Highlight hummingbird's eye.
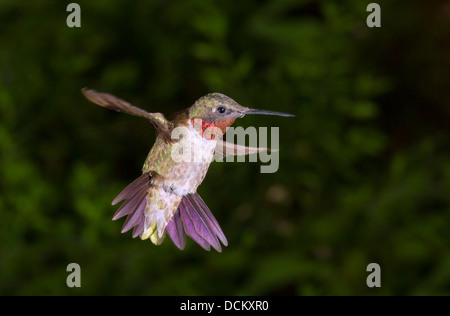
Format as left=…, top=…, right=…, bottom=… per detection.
left=217, top=106, right=227, bottom=114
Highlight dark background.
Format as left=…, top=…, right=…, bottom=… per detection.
left=0, top=0, right=449, bottom=295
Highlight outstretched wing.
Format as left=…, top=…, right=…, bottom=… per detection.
left=214, top=139, right=277, bottom=159
left=82, top=88, right=172, bottom=142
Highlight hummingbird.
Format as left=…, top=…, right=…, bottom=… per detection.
left=82, top=88, right=294, bottom=252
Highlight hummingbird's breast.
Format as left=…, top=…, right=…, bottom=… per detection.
left=143, top=120, right=217, bottom=196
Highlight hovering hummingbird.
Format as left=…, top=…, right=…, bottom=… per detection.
left=82, top=88, right=294, bottom=252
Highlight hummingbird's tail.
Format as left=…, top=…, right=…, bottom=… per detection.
left=111, top=173, right=228, bottom=252
left=166, top=193, right=228, bottom=252
left=111, top=173, right=151, bottom=238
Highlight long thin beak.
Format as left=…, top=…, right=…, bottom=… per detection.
left=244, top=108, right=295, bottom=117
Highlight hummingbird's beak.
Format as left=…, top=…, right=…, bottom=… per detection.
left=243, top=108, right=295, bottom=117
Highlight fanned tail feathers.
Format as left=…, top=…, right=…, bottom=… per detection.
left=112, top=174, right=227, bottom=252
left=166, top=194, right=228, bottom=252
left=111, top=173, right=151, bottom=238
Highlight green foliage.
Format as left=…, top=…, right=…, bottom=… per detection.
left=0, top=0, right=449, bottom=295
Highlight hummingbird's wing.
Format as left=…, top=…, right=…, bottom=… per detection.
left=82, top=88, right=173, bottom=142
left=214, top=139, right=277, bottom=159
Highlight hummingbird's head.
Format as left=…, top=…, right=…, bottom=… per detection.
left=188, top=93, right=295, bottom=139
left=189, top=93, right=247, bottom=123
left=189, top=93, right=295, bottom=123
